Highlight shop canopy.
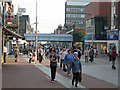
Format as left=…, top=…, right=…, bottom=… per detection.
left=3, top=27, right=23, bottom=39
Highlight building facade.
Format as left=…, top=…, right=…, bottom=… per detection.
left=65, top=1, right=86, bottom=32
left=19, top=15, right=30, bottom=36
left=85, top=2, right=111, bottom=54
left=107, top=1, right=120, bottom=55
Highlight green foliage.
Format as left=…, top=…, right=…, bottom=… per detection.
left=73, top=30, right=85, bottom=42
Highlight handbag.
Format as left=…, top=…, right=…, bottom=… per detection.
left=79, top=72, right=82, bottom=82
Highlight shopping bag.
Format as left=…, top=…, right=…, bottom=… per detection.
left=31, top=57, right=34, bottom=62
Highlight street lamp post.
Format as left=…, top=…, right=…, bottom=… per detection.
left=35, top=0, right=38, bottom=61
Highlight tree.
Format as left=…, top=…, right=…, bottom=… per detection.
left=73, top=31, right=84, bottom=42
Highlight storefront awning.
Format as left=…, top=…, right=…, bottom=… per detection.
left=3, top=27, right=23, bottom=39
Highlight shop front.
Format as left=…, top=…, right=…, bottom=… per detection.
left=85, top=40, right=107, bottom=55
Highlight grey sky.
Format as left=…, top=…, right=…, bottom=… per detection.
left=12, top=0, right=66, bottom=33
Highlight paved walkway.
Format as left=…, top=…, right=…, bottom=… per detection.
left=2, top=55, right=65, bottom=88
left=2, top=55, right=119, bottom=89
left=39, top=58, right=118, bottom=88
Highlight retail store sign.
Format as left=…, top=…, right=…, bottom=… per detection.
left=107, top=30, right=119, bottom=40
left=4, top=11, right=14, bottom=22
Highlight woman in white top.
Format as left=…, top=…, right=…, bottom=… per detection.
left=33, top=50, right=37, bottom=64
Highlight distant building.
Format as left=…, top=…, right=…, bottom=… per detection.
left=54, top=24, right=68, bottom=34
left=19, top=15, right=30, bottom=36
left=65, top=1, right=88, bottom=33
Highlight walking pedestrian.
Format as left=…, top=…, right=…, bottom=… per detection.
left=111, top=48, right=117, bottom=69
left=60, top=48, right=66, bottom=69
left=89, top=48, right=94, bottom=62
left=50, top=50, right=58, bottom=83
left=39, top=46, right=43, bottom=63
left=70, top=52, right=82, bottom=87
left=94, top=48, right=97, bottom=58
left=33, top=50, right=37, bottom=64
left=3, top=46, right=7, bottom=63
left=64, top=49, right=74, bottom=77
left=84, top=48, right=89, bottom=62
left=15, top=47, right=19, bottom=62
left=28, top=50, right=33, bottom=63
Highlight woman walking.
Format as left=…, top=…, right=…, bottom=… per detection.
left=64, top=50, right=74, bottom=77
left=50, top=50, right=58, bottom=83
left=70, top=52, right=82, bottom=87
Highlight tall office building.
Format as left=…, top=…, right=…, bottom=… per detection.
left=65, top=1, right=88, bottom=33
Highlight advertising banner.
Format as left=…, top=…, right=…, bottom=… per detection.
left=107, top=30, right=119, bottom=40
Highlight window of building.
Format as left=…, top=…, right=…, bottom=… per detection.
left=81, top=14, right=85, bottom=18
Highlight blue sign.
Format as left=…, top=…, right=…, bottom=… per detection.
left=81, top=38, right=85, bottom=41
left=107, top=31, right=118, bottom=40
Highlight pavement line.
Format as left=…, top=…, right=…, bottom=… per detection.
left=45, top=75, right=50, bottom=80
left=25, top=58, right=86, bottom=88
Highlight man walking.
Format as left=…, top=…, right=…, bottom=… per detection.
left=3, top=46, right=7, bottom=63
left=89, top=48, right=94, bottom=62
left=60, top=48, right=66, bottom=69
left=84, top=48, right=89, bottom=62
left=111, top=48, right=117, bottom=69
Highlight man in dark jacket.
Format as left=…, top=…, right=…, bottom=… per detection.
left=89, top=48, right=94, bottom=62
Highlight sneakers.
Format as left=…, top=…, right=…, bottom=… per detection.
left=75, top=84, right=78, bottom=87
left=112, top=66, right=116, bottom=69
left=51, top=81, right=54, bottom=83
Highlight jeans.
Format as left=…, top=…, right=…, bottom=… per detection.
left=60, top=59, right=65, bottom=69
left=85, top=56, right=88, bottom=62
left=66, top=63, right=71, bottom=75
left=112, top=60, right=115, bottom=67
left=90, top=55, right=94, bottom=62
left=29, top=58, right=31, bottom=63
left=72, top=72, right=79, bottom=86
left=95, top=53, right=97, bottom=58
left=50, top=65, right=57, bottom=81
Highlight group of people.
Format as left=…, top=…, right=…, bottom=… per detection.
left=27, top=46, right=118, bottom=87
left=28, top=46, right=44, bottom=64
left=49, top=48, right=82, bottom=87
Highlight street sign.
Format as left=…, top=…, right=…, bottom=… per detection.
left=18, top=8, right=26, bottom=13
left=4, top=11, right=14, bottom=22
